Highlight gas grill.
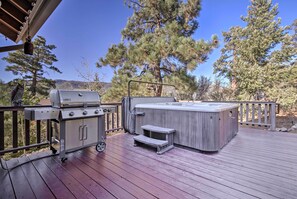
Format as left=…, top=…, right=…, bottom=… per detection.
left=25, top=89, right=114, bottom=162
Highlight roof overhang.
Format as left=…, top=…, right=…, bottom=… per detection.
left=0, top=0, right=61, bottom=43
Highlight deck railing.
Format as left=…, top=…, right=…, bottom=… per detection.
left=205, top=101, right=278, bottom=130
left=0, top=100, right=278, bottom=155
left=0, top=103, right=123, bottom=155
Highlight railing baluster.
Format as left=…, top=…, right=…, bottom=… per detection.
left=258, top=104, right=261, bottom=125
left=270, top=103, right=276, bottom=130
left=240, top=103, right=243, bottom=124
left=107, top=114, right=110, bottom=131
left=116, top=105, right=119, bottom=131
left=112, top=112, right=115, bottom=129
left=36, top=120, right=41, bottom=144
left=251, top=103, right=255, bottom=125
left=264, top=104, right=268, bottom=125
left=25, top=119, right=30, bottom=146
left=245, top=103, right=249, bottom=123
left=0, top=111, right=4, bottom=150
left=12, top=111, right=18, bottom=150
left=46, top=120, right=51, bottom=141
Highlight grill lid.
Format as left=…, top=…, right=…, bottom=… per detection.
left=50, top=89, right=100, bottom=108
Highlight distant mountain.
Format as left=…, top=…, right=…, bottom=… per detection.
left=55, top=79, right=111, bottom=90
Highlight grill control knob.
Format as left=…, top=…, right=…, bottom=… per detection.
left=82, top=111, right=88, bottom=115
left=94, top=110, right=99, bottom=114
left=69, top=112, right=74, bottom=116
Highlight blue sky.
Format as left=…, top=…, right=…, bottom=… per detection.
left=0, top=0, right=296, bottom=83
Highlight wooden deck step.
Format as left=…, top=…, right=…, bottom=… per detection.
left=134, top=135, right=168, bottom=147
left=141, top=125, right=175, bottom=134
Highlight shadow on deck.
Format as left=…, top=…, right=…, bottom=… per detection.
left=1, top=127, right=297, bottom=199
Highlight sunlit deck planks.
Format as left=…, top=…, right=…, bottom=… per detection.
left=1, top=127, right=297, bottom=199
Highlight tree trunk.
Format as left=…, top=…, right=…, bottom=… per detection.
left=231, top=76, right=237, bottom=91
left=31, top=71, right=37, bottom=96
left=154, top=66, right=163, bottom=96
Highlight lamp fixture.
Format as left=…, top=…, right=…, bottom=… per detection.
left=24, top=36, right=33, bottom=55
left=24, top=18, right=33, bottom=55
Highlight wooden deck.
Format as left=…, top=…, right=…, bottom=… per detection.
left=1, top=127, right=297, bottom=199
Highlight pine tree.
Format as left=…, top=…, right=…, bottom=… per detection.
left=98, top=0, right=218, bottom=96
left=214, top=0, right=296, bottom=101
left=0, top=80, right=10, bottom=105
left=102, top=66, right=157, bottom=102
left=164, top=70, right=198, bottom=100
left=196, top=75, right=211, bottom=100
left=3, top=36, right=61, bottom=97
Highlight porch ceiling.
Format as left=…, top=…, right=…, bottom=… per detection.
left=0, top=0, right=61, bottom=43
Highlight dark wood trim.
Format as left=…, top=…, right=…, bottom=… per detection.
left=46, top=120, right=51, bottom=141
left=10, top=0, right=32, bottom=14
left=112, top=113, right=115, bottom=129
left=0, top=111, right=4, bottom=150
left=0, top=142, right=49, bottom=155
left=36, top=120, right=41, bottom=144
left=0, top=9, right=22, bottom=32
left=106, top=114, right=110, bottom=130
left=0, top=44, right=24, bottom=53
left=0, top=0, right=26, bottom=23
left=0, top=21, right=18, bottom=41
left=25, top=119, right=30, bottom=146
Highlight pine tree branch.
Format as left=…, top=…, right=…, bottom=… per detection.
left=129, top=0, right=144, bottom=8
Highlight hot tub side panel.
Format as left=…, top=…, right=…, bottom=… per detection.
left=218, top=108, right=239, bottom=148
left=135, top=108, right=221, bottom=151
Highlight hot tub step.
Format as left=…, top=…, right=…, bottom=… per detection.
left=141, top=125, right=175, bottom=134
left=135, top=125, right=175, bottom=154
left=134, top=135, right=168, bottom=147
left=134, top=135, right=174, bottom=155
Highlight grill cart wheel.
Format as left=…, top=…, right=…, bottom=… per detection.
left=50, top=146, right=57, bottom=154
left=96, top=141, right=106, bottom=152
left=61, top=157, right=67, bottom=163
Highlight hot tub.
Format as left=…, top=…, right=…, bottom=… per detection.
left=135, top=102, right=239, bottom=152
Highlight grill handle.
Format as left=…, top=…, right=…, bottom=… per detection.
left=84, top=125, right=88, bottom=140
left=79, top=125, right=83, bottom=141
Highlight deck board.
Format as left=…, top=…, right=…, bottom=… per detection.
left=110, top=135, right=278, bottom=199
left=18, top=156, right=55, bottom=199
left=1, top=127, right=297, bottom=199
left=6, top=158, right=36, bottom=199
left=75, top=153, right=161, bottom=199
left=70, top=155, right=137, bottom=199
left=28, top=153, right=76, bottom=199
left=83, top=149, right=203, bottom=199
left=41, top=155, right=96, bottom=199
left=52, top=154, right=116, bottom=199
left=0, top=160, right=15, bottom=199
